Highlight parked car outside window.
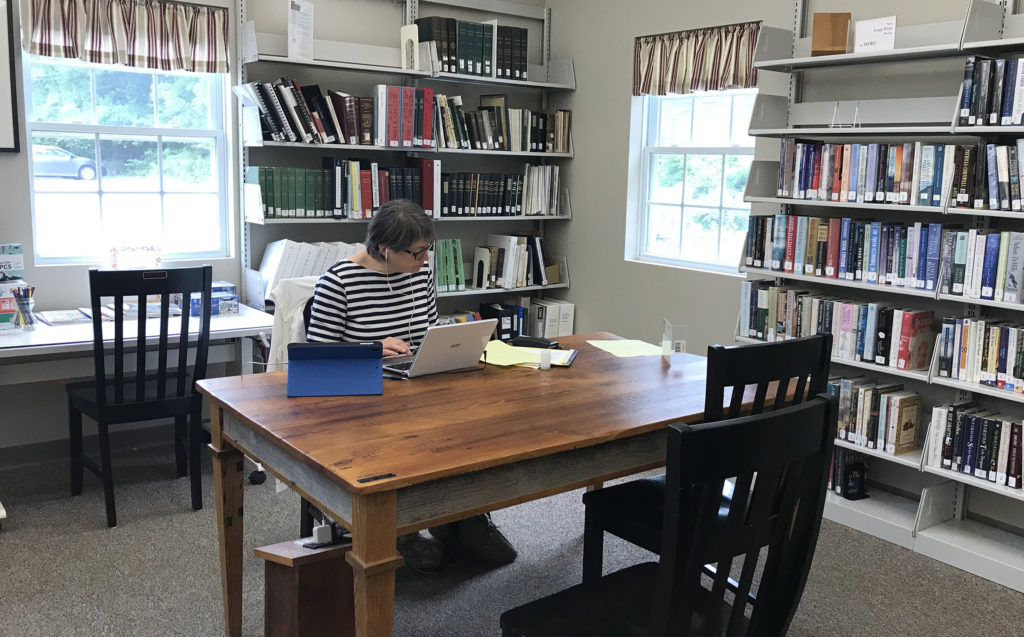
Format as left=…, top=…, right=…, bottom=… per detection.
left=32, top=144, right=101, bottom=180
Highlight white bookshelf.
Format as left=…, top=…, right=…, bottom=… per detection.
left=743, top=0, right=1024, bottom=590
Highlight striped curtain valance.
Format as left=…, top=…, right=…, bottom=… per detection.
left=633, top=21, right=760, bottom=96
left=21, top=0, right=230, bottom=73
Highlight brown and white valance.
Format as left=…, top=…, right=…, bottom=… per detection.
left=21, top=0, right=230, bottom=73
left=633, top=21, right=760, bottom=96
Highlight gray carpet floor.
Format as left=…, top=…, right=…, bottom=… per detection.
left=1, top=445, right=1022, bottom=637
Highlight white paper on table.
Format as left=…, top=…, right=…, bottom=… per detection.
left=287, top=0, right=314, bottom=61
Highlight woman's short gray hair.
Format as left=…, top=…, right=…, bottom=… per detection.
left=365, top=199, right=436, bottom=260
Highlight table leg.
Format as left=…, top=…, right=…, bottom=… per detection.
left=209, top=406, right=245, bottom=637
left=345, top=491, right=404, bottom=637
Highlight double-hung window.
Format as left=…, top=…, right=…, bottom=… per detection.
left=25, top=54, right=229, bottom=264
left=636, top=88, right=756, bottom=272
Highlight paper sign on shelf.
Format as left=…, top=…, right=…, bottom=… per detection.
left=287, top=0, right=314, bottom=61
left=854, top=16, right=896, bottom=53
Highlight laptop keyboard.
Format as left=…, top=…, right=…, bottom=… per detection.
left=386, top=360, right=414, bottom=371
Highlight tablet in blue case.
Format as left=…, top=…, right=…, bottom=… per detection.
left=287, top=342, right=383, bottom=397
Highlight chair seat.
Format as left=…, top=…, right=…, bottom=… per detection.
left=500, top=562, right=739, bottom=637
left=582, top=475, right=734, bottom=553
left=67, top=376, right=196, bottom=424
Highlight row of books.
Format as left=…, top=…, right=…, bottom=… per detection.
left=474, top=233, right=557, bottom=290
left=924, top=403, right=1024, bottom=489
left=414, top=17, right=528, bottom=80
left=959, top=56, right=1024, bottom=127
left=441, top=165, right=560, bottom=217
left=739, top=282, right=934, bottom=371
left=744, top=215, right=945, bottom=292
left=434, top=238, right=466, bottom=293
left=935, top=317, right=1024, bottom=391
left=245, top=78, right=571, bottom=154
left=948, top=141, right=1024, bottom=212
left=439, top=296, right=574, bottom=340
left=776, top=140, right=953, bottom=207
left=828, top=375, right=921, bottom=455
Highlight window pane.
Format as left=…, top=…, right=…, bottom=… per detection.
left=102, top=193, right=163, bottom=249
left=28, top=57, right=92, bottom=124
left=731, top=93, right=756, bottom=146
left=100, top=136, right=159, bottom=192
left=95, top=68, right=155, bottom=127
left=162, top=138, right=218, bottom=192
left=157, top=74, right=216, bottom=129
left=649, top=154, right=684, bottom=204
left=720, top=209, right=750, bottom=267
left=691, top=94, right=731, bottom=145
left=164, top=194, right=222, bottom=253
left=645, top=204, right=681, bottom=257
left=34, top=194, right=104, bottom=258
left=723, top=155, right=753, bottom=207
left=655, top=98, right=692, bottom=146
left=682, top=207, right=720, bottom=264
left=684, top=155, right=723, bottom=206
left=31, top=132, right=99, bottom=191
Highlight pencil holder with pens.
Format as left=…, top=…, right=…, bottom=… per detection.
left=11, top=286, right=36, bottom=329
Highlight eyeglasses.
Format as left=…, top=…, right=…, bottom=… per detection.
left=404, top=242, right=434, bottom=259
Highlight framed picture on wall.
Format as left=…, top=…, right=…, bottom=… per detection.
left=0, top=0, right=19, bottom=152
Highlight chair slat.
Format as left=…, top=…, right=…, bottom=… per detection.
left=135, top=295, right=146, bottom=403
left=726, top=384, right=745, bottom=418
left=177, top=296, right=191, bottom=397
left=751, top=381, right=768, bottom=414
left=114, top=294, right=124, bottom=404
left=771, top=376, right=788, bottom=412
left=158, top=294, right=170, bottom=399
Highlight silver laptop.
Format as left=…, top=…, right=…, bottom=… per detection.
left=383, top=319, right=498, bottom=378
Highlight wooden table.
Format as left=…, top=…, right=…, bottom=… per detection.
left=198, top=333, right=709, bottom=637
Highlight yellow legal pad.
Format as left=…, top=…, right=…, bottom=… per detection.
left=587, top=339, right=663, bottom=357
left=481, top=340, right=577, bottom=367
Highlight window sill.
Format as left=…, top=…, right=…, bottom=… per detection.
left=626, top=256, right=747, bottom=279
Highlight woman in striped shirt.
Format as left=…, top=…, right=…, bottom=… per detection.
left=306, top=199, right=518, bottom=573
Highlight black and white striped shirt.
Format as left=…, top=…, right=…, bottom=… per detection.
left=306, top=260, right=437, bottom=347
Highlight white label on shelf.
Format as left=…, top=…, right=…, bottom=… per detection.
left=854, top=16, right=896, bottom=53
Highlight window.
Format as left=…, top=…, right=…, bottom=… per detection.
left=25, top=54, right=229, bottom=264
left=635, top=89, right=755, bottom=272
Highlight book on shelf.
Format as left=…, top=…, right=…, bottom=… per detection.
left=959, top=56, right=1024, bottom=127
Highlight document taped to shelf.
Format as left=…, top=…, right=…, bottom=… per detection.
left=854, top=16, right=896, bottom=53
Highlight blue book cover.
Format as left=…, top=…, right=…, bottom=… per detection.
left=963, top=414, right=980, bottom=475
left=987, top=144, right=1000, bottom=210
left=848, top=144, right=860, bottom=202
left=919, top=145, right=934, bottom=206
left=925, top=223, right=943, bottom=291
left=916, top=225, right=930, bottom=289
left=960, top=56, right=975, bottom=124
left=838, top=217, right=851, bottom=279
left=855, top=303, right=868, bottom=360
left=1003, top=60, right=1018, bottom=125
left=981, top=232, right=1002, bottom=299
left=867, top=222, right=881, bottom=283
left=933, top=144, right=946, bottom=206
left=864, top=302, right=880, bottom=360
left=878, top=224, right=890, bottom=283
left=865, top=143, right=878, bottom=202
left=796, top=143, right=808, bottom=198
left=794, top=216, right=808, bottom=270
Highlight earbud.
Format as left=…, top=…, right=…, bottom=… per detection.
left=384, top=248, right=389, bottom=260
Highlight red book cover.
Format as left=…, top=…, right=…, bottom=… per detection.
left=897, top=309, right=935, bottom=370
left=784, top=215, right=797, bottom=273
left=400, top=87, right=415, bottom=147
left=421, top=88, right=435, bottom=148
left=360, top=169, right=374, bottom=218
left=825, top=218, right=842, bottom=278
left=386, top=86, right=402, bottom=147
left=831, top=143, right=843, bottom=201
left=378, top=170, right=390, bottom=207
left=417, top=158, right=438, bottom=217
left=811, top=143, right=822, bottom=198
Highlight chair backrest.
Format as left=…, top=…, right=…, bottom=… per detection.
left=704, top=334, right=832, bottom=422
left=88, top=266, right=212, bottom=415
left=649, top=395, right=836, bottom=637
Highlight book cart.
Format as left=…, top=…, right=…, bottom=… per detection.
left=740, top=0, right=1024, bottom=592
left=235, top=0, right=575, bottom=314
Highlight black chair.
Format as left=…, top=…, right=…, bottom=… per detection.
left=500, top=394, right=836, bottom=637
left=581, top=334, right=832, bottom=582
left=68, top=266, right=212, bottom=527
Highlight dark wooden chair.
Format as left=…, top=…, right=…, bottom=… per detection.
left=68, top=266, right=212, bottom=527
left=582, top=334, right=832, bottom=582
left=500, top=394, right=836, bottom=637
